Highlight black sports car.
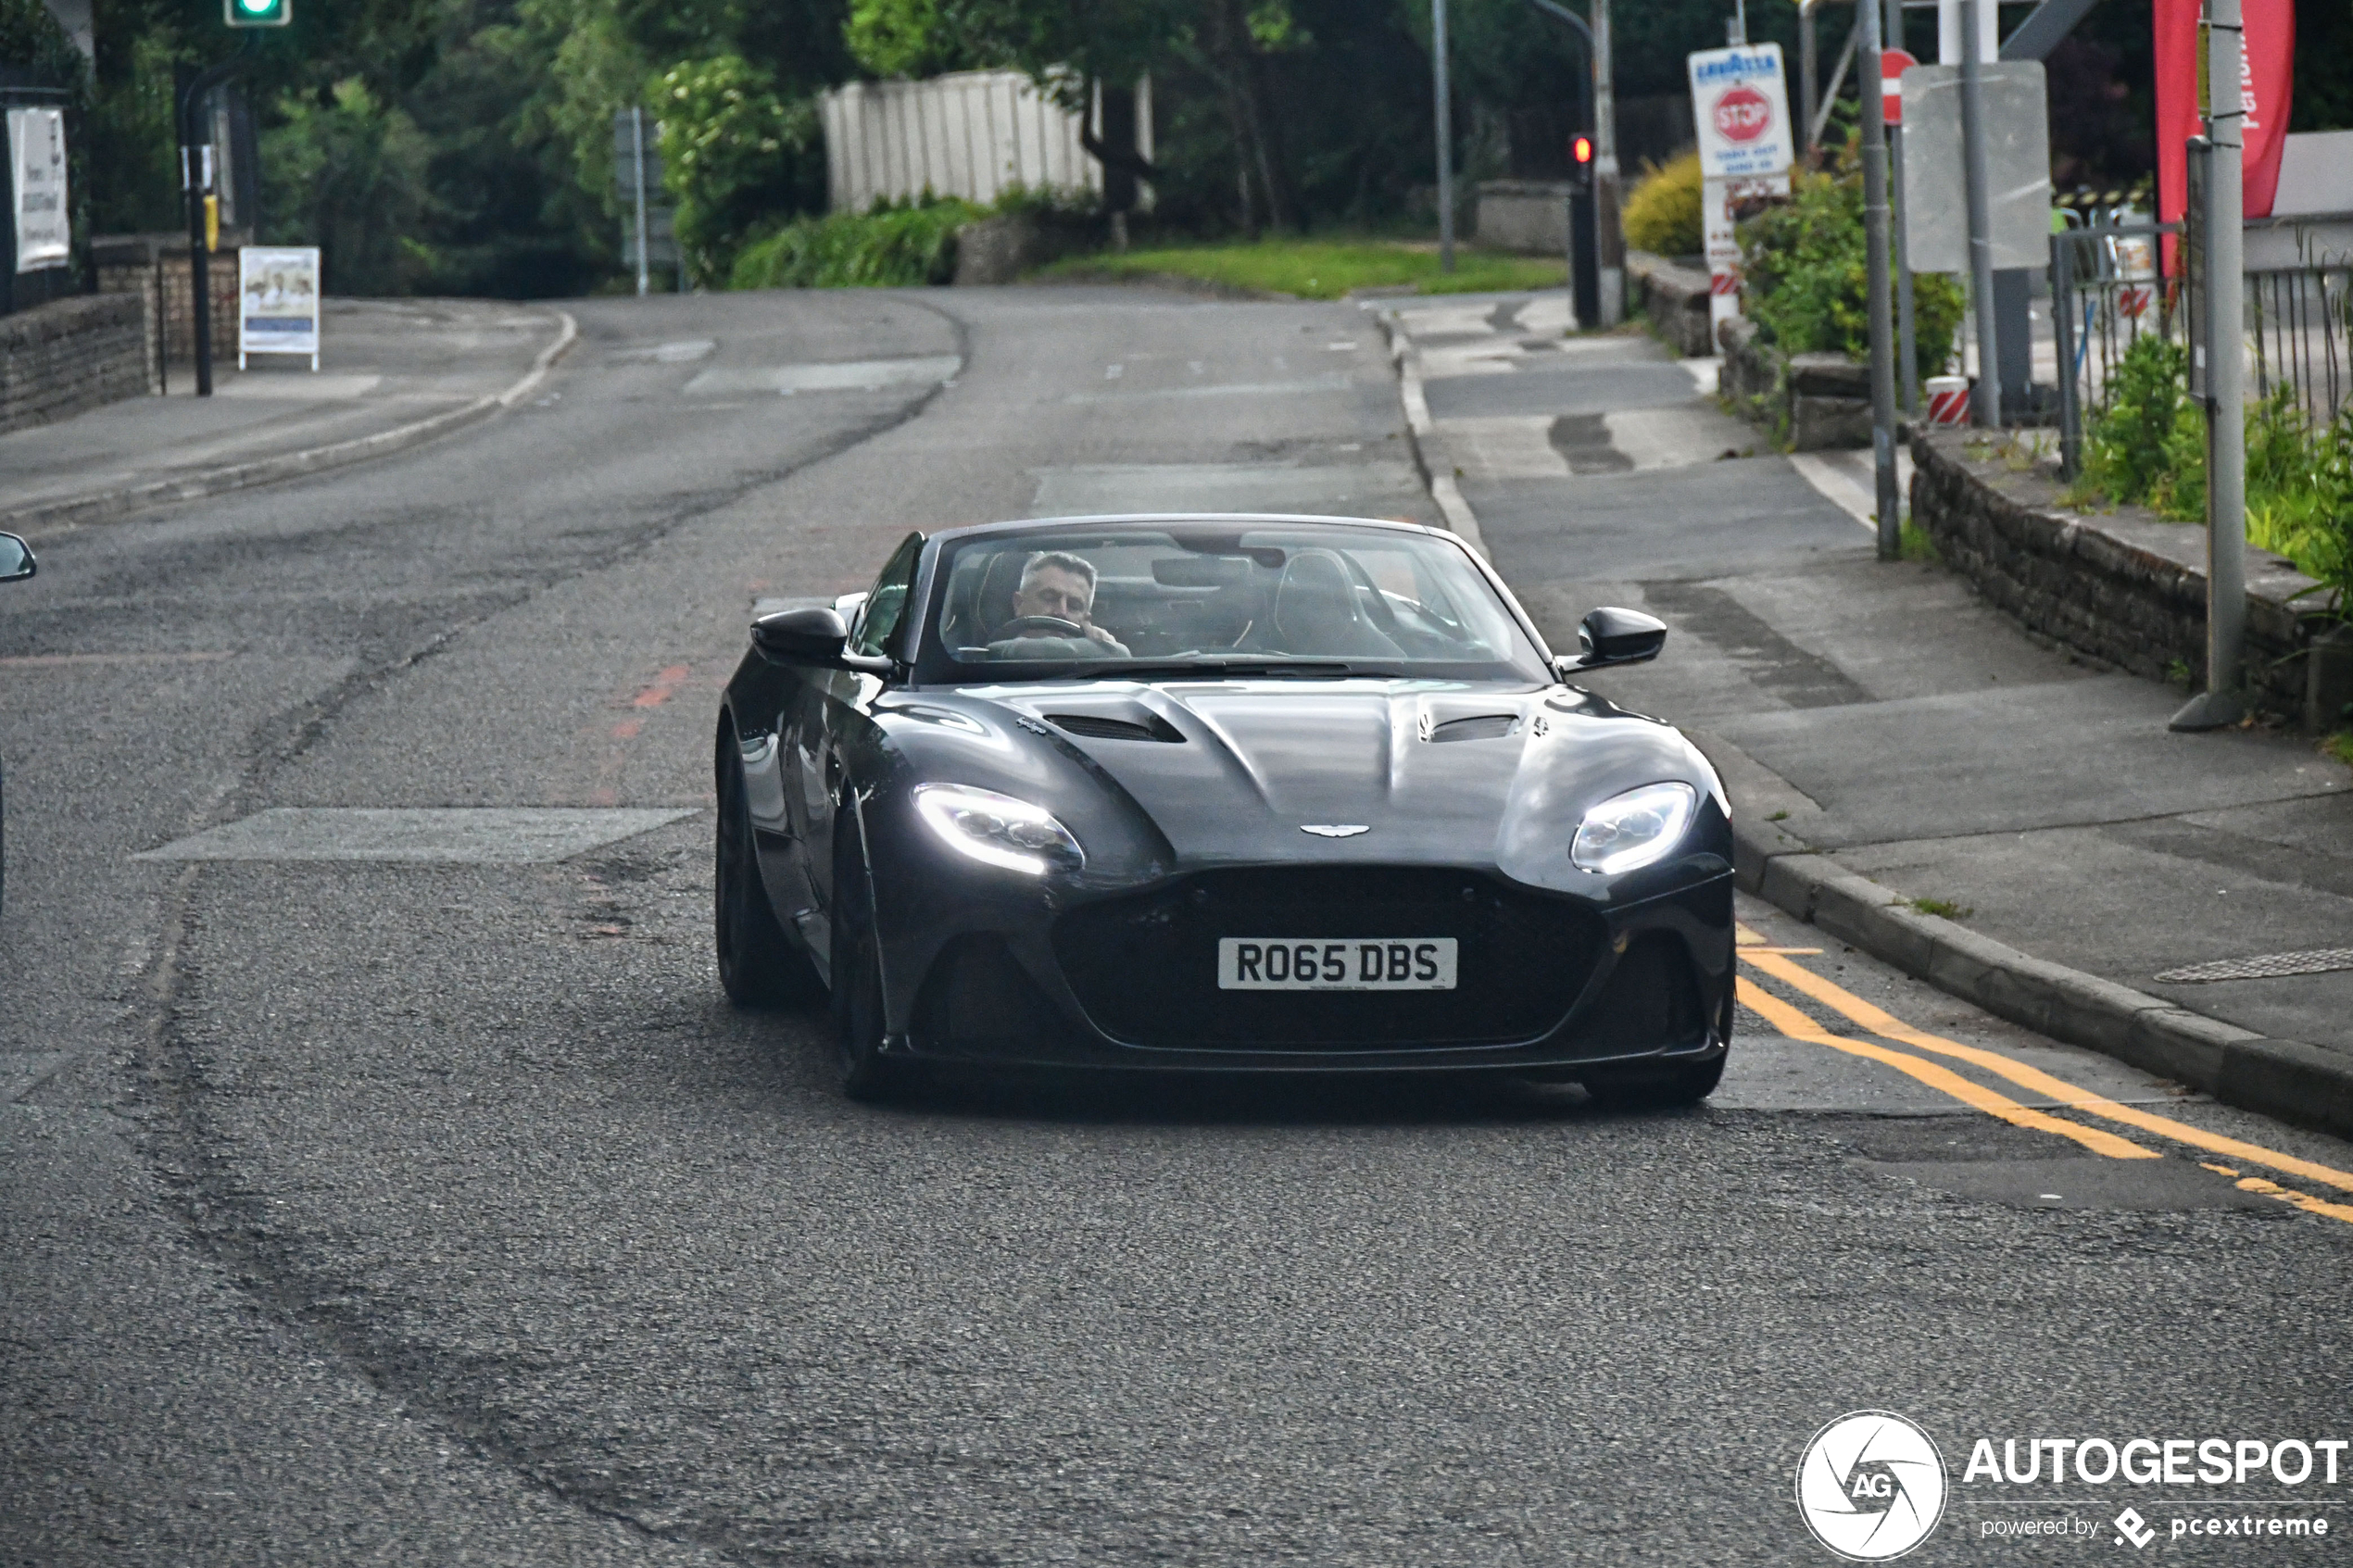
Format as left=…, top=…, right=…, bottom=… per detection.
left=715, top=514, right=1733, bottom=1102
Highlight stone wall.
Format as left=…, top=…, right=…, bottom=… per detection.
left=1715, top=317, right=1871, bottom=451
left=1625, top=249, right=1712, bottom=358
left=93, top=234, right=243, bottom=363
left=1909, top=428, right=2322, bottom=720
left=0, top=294, right=155, bottom=436
left=1473, top=181, right=1572, bottom=256
left=951, top=214, right=1093, bottom=286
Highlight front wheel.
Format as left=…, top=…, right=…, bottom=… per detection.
left=714, top=733, right=822, bottom=1009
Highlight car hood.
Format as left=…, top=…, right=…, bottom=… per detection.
left=881, top=679, right=1727, bottom=895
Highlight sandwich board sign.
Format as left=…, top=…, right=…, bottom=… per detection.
left=1688, top=44, right=1794, bottom=345
left=238, top=245, right=321, bottom=370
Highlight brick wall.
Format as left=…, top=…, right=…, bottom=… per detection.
left=94, top=235, right=244, bottom=364
left=0, top=294, right=156, bottom=436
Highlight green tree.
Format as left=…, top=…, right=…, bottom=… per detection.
left=260, top=77, right=433, bottom=294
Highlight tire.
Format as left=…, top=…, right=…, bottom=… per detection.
left=1581, top=1052, right=1727, bottom=1110
left=829, top=809, right=913, bottom=1104
left=714, top=731, right=822, bottom=1010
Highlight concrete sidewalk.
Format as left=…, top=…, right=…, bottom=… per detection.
left=1375, top=291, right=2353, bottom=1130
left=0, top=296, right=572, bottom=537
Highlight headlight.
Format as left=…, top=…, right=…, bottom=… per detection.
left=912, top=784, right=1085, bottom=875
left=1571, top=781, right=1696, bottom=874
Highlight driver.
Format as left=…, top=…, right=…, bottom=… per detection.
left=1003, top=550, right=1129, bottom=655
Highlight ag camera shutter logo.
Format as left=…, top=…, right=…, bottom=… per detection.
left=1795, top=1411, right=1948, bottom=1561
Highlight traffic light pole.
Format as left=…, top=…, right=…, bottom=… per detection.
left=1432, top=0, right=1454, bottom=273
left=178, top=44, right=249, bottom=397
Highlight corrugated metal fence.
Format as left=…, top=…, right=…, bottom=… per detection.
left=819, top=71, right=1150, bottom=214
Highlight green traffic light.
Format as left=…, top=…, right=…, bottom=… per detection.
left=223, top=0, right=288, bottom=26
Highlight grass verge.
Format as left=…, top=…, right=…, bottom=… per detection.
left=1909, top=897, right=1974, bottom=921
left=1037, top=238, right=1568, bottom=300
left=2325, top=731, right=2353, bottom=770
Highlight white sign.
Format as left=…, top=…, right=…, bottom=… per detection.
left=1702, top=172, right=1792, bottom=344
left=7, top=107, right=69, bottom=272
left=1688, top=44, right=1794, bottom=180
left=1898, top=64, right=2053, bottom=272
left=238, top=246, right=321, bottom=370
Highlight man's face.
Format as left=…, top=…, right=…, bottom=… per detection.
left=1013, top=566, right=1093, bottom=629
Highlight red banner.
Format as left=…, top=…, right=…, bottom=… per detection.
left=2157, top=0, right=2296, bottom=250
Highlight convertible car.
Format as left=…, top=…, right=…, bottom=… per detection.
left=714, top=514, right=1733, bottom=1103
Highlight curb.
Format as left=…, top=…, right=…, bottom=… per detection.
left=1365, top=305, right=1487, bottom=557
left=1730, top=815, right=2353, bottom=1141
left=6, top=308, right=579, bottom=540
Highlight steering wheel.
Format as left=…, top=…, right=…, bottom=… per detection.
left=997, top=615, right=1088, bottom=638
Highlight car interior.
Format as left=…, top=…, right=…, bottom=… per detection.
left=936, top=530, right=1518, bottom=664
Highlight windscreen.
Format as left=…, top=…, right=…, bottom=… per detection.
left=919, top=523, right=1549, bottom=681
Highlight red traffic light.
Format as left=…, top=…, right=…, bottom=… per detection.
left=1571, top=134, right=1593, bottom=165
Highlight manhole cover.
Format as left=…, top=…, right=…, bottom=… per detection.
left=2155, top=948, right=2353, bottom=984
left=135, top=808, right=697, bottom=864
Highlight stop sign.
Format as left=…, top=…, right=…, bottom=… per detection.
left=1713, top=83, right=1773, bottom=143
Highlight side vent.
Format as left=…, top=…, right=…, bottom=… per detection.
left=1428, top=713, right=1523, bottom=743
left=1046, top=713, right=1185, bottom=743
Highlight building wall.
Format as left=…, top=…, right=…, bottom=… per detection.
left=0, top=293, right=153, bottom=436
left=821, top=71, right=1141, bottom=214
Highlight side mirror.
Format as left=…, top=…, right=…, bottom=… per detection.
left=0, top=533, right=34, bottom=583
left=750, top=607, right=892, bottom=673
left=1558, top=606, right=1666, bottom=674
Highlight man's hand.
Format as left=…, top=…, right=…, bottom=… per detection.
left=1082, top=621, right=1118, bottom=646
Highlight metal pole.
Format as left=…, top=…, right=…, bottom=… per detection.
left=176, top=51, right=245, bottom=398
left=1958, top=0, right=2001, bottom=425
left=633, top=107, right=651, bottom=297
left=2172, top=0, right=2246, bottom=731
left=1861, top=0, right=1901, bottom=558
left=1800, top=0, right=1819, bottom=155
left=1433, top=0, right=1454, bottom=273
left=1592, top=0, right=1621, bottom=324
left=2053, top=233, right=2081, bottom=477
left=1888, top=0, right=1917, bottom=413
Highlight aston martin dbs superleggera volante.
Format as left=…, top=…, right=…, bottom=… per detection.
left=714, top=514, right=1733, bottom=1102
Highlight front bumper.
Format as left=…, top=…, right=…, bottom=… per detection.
left=869, top=854, right=1734, bottom=1075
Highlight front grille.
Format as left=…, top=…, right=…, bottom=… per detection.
left=1052, top=867, right=1604, bottom=1049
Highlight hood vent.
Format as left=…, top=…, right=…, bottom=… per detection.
left=1427, top=713, right=1523, bottom=744
left=1046, top=712, right=1185, bottom=744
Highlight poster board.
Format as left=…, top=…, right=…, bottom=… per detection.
left=238, top=246, right=321, bottom=369
left=7, top=107, right=70, bottom=272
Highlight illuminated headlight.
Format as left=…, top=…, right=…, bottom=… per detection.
left=912, top=784, right=1084, bottom=876
left=1571, top=781, right=1696, bottom=874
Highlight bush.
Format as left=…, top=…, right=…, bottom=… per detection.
left=1738, top=163, right=1967, bottom=384
left=261, top=79, right=434, bottom=295
left=1623, top=151, right=1703, bottom=258
left=728, top=196, right=976, bottom=289
left=2080, top=333, right=2194, bottom=511
left=650, top=56, right=821, bottom=285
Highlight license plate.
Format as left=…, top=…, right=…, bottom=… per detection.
left=1217, top=938, right=1457, bottom=991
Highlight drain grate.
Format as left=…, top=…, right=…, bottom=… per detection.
left=2156, top=948, right=2353, bottom=984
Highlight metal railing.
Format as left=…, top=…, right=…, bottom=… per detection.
left=2052, top=221, right=2181, bottom=479
left=2056, top=220, right=2353, bottom=479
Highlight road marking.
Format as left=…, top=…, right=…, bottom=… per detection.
left=1736, top=978, right=2161, bottom=1160
left=2233, top=1176, right=2353, bottom=1224
left=1742, top=947, right=2353, bottom=1198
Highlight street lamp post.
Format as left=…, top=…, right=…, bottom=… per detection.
left=1433, top=0, right=1454, bottom=273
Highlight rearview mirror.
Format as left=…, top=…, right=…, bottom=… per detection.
left=1559, top=606, right=1666, bottom=674
left=0, top=533, right=34, bottom=583
left=751, top=606, right=891, bottom=673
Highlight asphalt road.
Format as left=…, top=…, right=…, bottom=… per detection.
left=4, top=285, right=2350, bottom=1566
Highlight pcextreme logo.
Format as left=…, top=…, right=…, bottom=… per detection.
left=1795, top=1411, right=1950, bottom=1562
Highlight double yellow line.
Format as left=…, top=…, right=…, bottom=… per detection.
left=1733, top=927, right=2353, bottom=1223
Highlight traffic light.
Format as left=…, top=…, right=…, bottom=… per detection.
left=224, top=0, right=288, bottom=27
left=1565, top=131, right=1599, bottom=329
